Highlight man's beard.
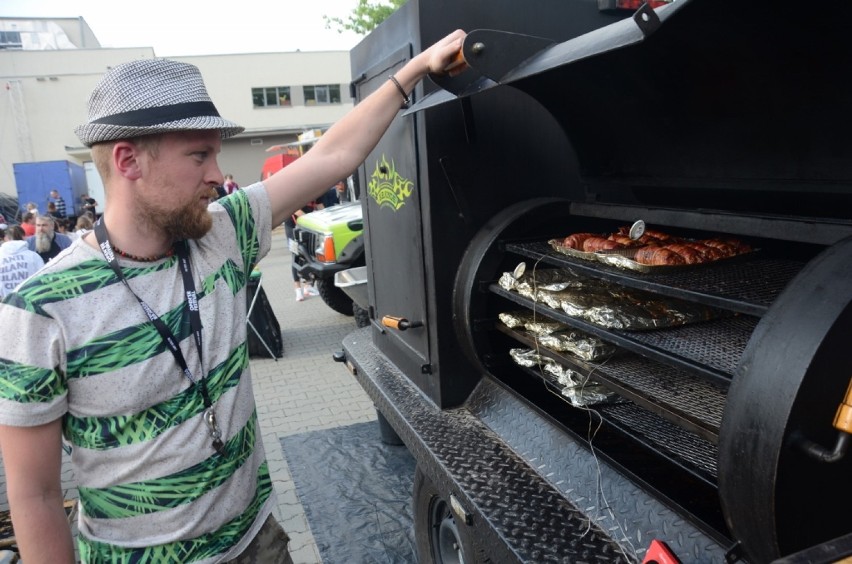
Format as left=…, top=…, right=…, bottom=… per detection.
left=35, top=232, right=52, bottom=253
left=137, top=194, right=213, bottom=242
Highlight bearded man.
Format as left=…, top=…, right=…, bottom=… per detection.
left=0, top=31, right=466, bottom=563
left=25, top=214, right=71, bottom=262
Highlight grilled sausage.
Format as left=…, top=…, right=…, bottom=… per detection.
left=561, top=232, right=598, bottom=250
left=706, top=238, right=752, bottom=255
left=683, top=242, right=725, bottom=261
left=608, top=234, right=641, bottom=247
left=644, top=229, right=677, bottom=242
left=665, top=243, right=703, bottom=264
left=634, top=246, right=686, bottom=266
left=583, top=237, right=621, bottom=252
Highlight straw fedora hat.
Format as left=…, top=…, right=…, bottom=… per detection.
left=75, top=58, right=244, bottom=147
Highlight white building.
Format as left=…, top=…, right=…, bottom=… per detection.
left=0, top=16, right=354, bottom=206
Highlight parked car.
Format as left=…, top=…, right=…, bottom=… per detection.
left=292, top=200, right=365, bottom=315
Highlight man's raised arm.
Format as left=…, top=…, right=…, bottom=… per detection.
left=263, top=29, right=467, bottom=227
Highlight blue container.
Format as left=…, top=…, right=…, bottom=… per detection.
left=13, top=160, right=87, bottom=217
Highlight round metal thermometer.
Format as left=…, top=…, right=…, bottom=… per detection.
left=629, top=219, right=646, bottom=240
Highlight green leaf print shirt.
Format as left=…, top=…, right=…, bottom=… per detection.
left=0, top=184, right=276, bottom=563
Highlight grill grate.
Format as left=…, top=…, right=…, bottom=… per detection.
left=490, top=284, right=751, bottom=384
left=507, top=241, right=803, bottom=317
left=600, top=402, right=719, bottom=479
left=600, top=354, right=726, bottom=436
left=515, top=363, right=719, bottom=481
left=624, top=316, right=756, bottom=377
left=498, top=323, right=726, bottom=443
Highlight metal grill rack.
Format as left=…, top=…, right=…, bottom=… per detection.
left=507, top=241, right=804, bottom=317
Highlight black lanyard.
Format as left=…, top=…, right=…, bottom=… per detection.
left=94, top=219, right=225, bottom=455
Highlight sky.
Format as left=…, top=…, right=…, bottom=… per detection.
left=1, top=0, right=366, bottom=55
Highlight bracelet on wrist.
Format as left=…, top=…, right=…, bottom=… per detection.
left=388, top=75, right=412, bottom=109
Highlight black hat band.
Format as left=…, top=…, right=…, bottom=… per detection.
left=89, top=101, right=221, bottom=127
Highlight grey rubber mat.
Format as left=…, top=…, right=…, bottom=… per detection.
left=280, top=421, right=416, bottom=564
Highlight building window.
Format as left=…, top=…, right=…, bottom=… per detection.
left=0, top=31, right=23, bottom=50
left=252, top=86, right=291, bottom=108
left=303, top=84, right=341, bottom=105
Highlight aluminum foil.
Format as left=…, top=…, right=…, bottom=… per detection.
left=499, top=311, right=618, bottom=361
left=500, top=267, right=724, bottom=331
left=509, top=348, right=615, bottom=407
left=536, top=330, right=618, bottom=361
left=498, top=311, right=558, bottom=332
left=499, top=266, right=586, bottom=301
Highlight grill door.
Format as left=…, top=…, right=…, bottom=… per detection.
left=356, top=45, right=433, bottom=382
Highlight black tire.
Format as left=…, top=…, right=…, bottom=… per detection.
left=353, top=302, right=370, bottom=328
left=316, top=278, right=354, bottom=316
left=413, top=467, right=491, bottom=564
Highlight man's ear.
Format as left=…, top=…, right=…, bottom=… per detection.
left=113, top=141, right=143, bottom=180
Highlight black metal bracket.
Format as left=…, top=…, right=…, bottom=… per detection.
left=724, top=541, right=747, bottom=563
left=632, top=3, right=662, bottom=36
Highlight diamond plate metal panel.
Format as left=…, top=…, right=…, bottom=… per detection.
left=343, top=329, right=731, bottom=563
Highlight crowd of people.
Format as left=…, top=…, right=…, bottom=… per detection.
left=0, top=197, right=100, bottom=295
left=0, top=29, right=466, bottom=563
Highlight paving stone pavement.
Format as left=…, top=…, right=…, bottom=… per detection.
left=0, top=226, right=378, bottom=563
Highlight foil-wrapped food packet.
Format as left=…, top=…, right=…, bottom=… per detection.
left=498, top=311, right=566, bottom=335
left=499, top=266, right=586, bottom=300
left=509, top=348, right=615, bottom=407
left=500, top=266, right=725, bottom=331
left=499, top=311, right=617, bottom=361
left=560, top=383, right=614, bottom=407
left=498, top=271, right=521, bottom=292
left=536, top=330, right=618, bottom=361
left=570, top=289, right=722, bottom=330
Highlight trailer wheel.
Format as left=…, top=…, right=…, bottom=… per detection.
left=353, top=302, right=370, bottom=328
left=414, top=467, right=490, bottom=564
left=316, top=278, right=354, bottom=316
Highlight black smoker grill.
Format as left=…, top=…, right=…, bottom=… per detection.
left=342, top=1, right=852, bottom=562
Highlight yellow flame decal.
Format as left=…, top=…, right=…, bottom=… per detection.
left=368, top=156, right=413, bottom=211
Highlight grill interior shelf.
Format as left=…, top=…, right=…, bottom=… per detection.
left=505, top=241, right=804, bottom=317
left=489, top=284, right=754, bottom=386
left=481, top=235, right=790, bottom=497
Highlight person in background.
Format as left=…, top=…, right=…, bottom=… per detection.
left=0, top=30, right=465, bottom=563
left=26, top=213, right=72, bottom=262
left=1, top=225, right=44, bottom=299
left=46, top=201, right=59, bottom=220
left=55, top=217, right=70, bottom=236
left=318, top=181, right=342, bottom=208
left=334, top=179, right=351, bottom=203
left=81, top=193, right=99, bottom=219
left=70, top=214, right=94, bottom=241
left=20, top=212, right=36, bottom=237
left=48, top=189, right=67, bottom=218
left=284, top=203, right=321, bottom=301
left=224, top=174, right=239, bottom=195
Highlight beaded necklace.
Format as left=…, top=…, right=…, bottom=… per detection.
left=110, top=243, right=175, bottom=262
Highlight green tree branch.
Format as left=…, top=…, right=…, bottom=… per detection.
left=324, top=0, right=407, bottom=35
